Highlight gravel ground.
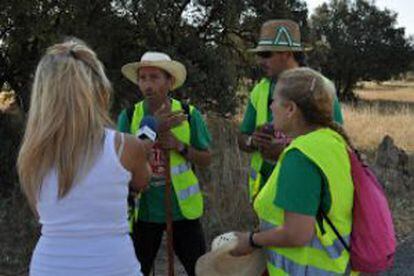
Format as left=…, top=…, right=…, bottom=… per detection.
left=384, top=234, right=414, bottom=276
left=150, top=233, right=414, bottom=276
left=0, top=226, right=412, bottom=276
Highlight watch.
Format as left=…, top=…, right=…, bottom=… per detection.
left=178, top=143, right=189, bottom=156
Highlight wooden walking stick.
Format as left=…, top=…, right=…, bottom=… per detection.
left=164, top=149, right=175, bottom=276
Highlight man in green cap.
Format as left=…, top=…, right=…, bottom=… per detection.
left=238, top=19, right=344, bottom=201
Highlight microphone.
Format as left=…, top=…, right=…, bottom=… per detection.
left=137, top=116, right=158, bottom=142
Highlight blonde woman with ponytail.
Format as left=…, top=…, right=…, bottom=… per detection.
left=232, top=68, right=354, bottom=275
left=18, top=39, right=150, bottom=276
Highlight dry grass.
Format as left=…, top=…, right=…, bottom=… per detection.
left=343, top=103, right=414, bottom=153
left=356, top=81, right=414, bottom=103
left=347, top=81, right=414, bottom=153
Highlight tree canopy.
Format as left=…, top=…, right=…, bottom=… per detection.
left=309, top=0, right=414, bottom=99
left=0, top=0, right=307, bottom=115
left=0, top=0, right=308, bottom=193
left=0, top=0, right=413, bottom=111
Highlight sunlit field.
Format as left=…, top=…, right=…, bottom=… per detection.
left=343, top=104, right=414, bottom=153
left=356, top=81, right=414, bottom=103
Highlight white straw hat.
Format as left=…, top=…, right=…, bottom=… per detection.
left=196, top=232, right=266, bottom=276
left=121, top=51, right=187, bottom=90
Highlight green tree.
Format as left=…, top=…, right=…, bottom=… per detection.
left=0, top=0, right=307, bottom=194
left=0, top=0, right=135, bottom=194
left=0, top=0, right=137, bottom=110
left=113, top=0, right=309, bottom=114
left=309, top=0, right=414, bottom=100
left=1, top=0, right=308, bottom=115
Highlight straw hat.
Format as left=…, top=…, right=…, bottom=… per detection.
left=249, top=19, right=311, bottom=52
left=195, top=232, right=266, bottom=276
left=121, top=51, right=187, bottom=90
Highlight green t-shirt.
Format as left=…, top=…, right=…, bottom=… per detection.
left=240, top=79, right=344, bottom=189
left=274, top=149, right=331, bottom=218
left=240, top=80, right=344, bottom=134
left=117, top=100, right=212, bottom=223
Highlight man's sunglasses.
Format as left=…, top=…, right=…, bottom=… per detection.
left=256, top=51, right=274, bottom=58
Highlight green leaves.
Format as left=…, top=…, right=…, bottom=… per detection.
left=309, top=0, right=414, bottom=100
left=0, top=0, right=308, bottom=115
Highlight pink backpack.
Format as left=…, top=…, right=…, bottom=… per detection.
left=323, top=149, right=396, bottom=273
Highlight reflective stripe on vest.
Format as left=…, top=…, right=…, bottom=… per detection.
left=129, top=99, right=203, bottom=220
left=171, top=162, right=191, bottom=175
left=178, top=183, right=200, bottom=201
left=266, top=250, right=340, bottom=276
left=250, top=168, right=258, bottom=181
left=310, top=235, right=350, bottom=259
left=260, top=219, right=350, bottom=260
left=254, top=128, right=354, bottom=275
left=248, top=78, right=271, bottom=201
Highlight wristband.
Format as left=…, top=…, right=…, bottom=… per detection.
left=249, top=231, right=262, bottom=249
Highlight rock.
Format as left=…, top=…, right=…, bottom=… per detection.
left=376, top=135, right=409, bottom=172
left=374, top=135, right=411, bottom=193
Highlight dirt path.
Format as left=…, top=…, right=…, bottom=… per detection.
left=0, top=232, right=413, bottom=275
left=152, top=235, right=187, bottom=275
left=151, top=235, right=414, bottom=276
left=150, top=233, right=414, bottom=276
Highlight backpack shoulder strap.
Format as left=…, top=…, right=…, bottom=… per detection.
left=180, top=101, right=192, bottom=126
left=126, top=106, right=135, bottom=125
left=321, top=210, right=351, bottom=252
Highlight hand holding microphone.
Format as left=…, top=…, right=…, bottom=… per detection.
left=121, top=116, right=157, bottom=193
left=137, top=115, right=159, bottom=163
left=137, top=115, right=158, bottom=142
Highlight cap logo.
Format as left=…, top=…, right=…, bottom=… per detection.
left=259, top=26, right=301, bottom=47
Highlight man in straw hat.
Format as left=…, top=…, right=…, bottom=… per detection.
left=238, top=19, right=344, bottom=202
left=117, top=51, right=212, bottom=276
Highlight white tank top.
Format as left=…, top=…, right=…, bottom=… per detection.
left=30, top=128, right=142, bottom=276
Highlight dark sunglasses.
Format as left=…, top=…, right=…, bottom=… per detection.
left=256, top=51, right=274, bottom=58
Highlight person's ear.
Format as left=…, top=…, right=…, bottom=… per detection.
left=285, top=100, right=298, bottom=119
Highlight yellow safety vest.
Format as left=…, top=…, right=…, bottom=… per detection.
left=129, top=99, right=204, bottom=226
left=248, top=78, right=272, bottom=201
left=254, top=128, right=354, bottom=275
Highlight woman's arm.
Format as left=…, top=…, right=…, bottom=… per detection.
left=254, top=211, right=316, bottom=247
left=117, top=133, right=152, bottom=191
left=232, top=211, right=316, bottom=256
